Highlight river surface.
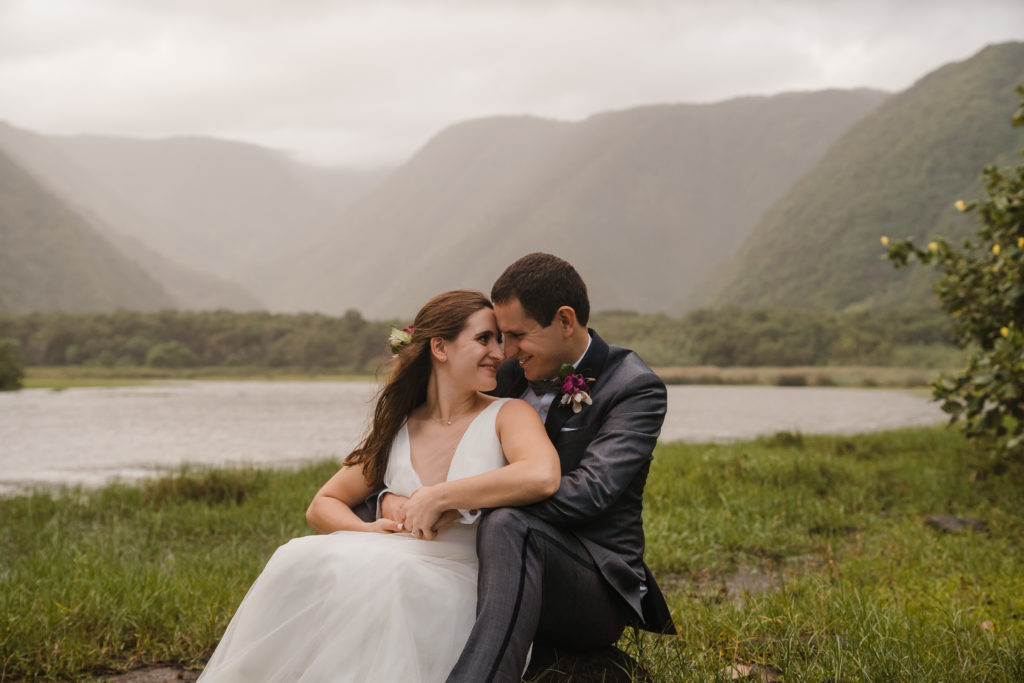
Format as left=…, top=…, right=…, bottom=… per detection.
left=0, top=381, right=944, bottom=494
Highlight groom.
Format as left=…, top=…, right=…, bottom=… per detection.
left=462, top=253, right=675, bottom=681
left=384, top=252, right=675, bottom=681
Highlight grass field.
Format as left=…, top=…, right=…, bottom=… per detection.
left=650, top=365, right=951, bottom=388
left=1, top=428, right=1021, bottom=681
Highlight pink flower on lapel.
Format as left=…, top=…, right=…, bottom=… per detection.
left=558, top=364, right=594, bottom=414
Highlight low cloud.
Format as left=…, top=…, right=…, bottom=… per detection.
left=0, top=0, right=1021, bottom=166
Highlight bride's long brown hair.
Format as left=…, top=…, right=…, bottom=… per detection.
left=343, top=289, right=494, bottom=489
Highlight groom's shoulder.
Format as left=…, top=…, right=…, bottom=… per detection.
left=600, top=342, right=665, bottom=393
left=492, top=359, right=524, bottom=397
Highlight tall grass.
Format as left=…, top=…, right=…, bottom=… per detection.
left=0, top=464, right=338, bottom=680
left=636, top=429, right=1024, bottom=681
left=1, top=429, right=1021, bottom=681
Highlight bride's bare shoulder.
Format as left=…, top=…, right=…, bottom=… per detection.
left=494, top=397, right=544, bottom=428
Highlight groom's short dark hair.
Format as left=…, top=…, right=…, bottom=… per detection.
left=492, top=252, right=590, bottom=327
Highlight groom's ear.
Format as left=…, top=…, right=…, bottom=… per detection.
left=553, top=306, right=578, bottom=339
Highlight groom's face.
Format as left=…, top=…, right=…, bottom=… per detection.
left=493, top=297, right=566, bottom=380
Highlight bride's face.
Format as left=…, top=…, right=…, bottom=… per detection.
left=440, top=308, right=504, bottom=391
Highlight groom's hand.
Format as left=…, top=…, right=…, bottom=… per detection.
left=403, top=484, right=448, bottom=540
left=433, top=509, right=462, bottom=531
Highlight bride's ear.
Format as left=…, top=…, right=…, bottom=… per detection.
left=430, top=338, right=448, bottom=363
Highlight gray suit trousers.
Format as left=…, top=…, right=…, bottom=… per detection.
left=446, top=507, right=629, bottom=683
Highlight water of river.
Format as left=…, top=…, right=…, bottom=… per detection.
left=0, top=381, right=944, bottom=494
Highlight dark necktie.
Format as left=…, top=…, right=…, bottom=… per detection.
left=528, top=378, right=561, bottom=396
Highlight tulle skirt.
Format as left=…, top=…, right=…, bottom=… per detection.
left=198, top=525, right=479, bottom=682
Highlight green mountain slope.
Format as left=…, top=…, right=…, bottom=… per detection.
left=272, top=89, right=887, bottom=316
left=709, top=42, right=1024, bottom=311
left=0, top=149, right=174, bottom=314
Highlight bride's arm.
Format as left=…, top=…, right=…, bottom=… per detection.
left=306, top=463, right=402, bottom=534
left=402, top=399, right=560, bottom=538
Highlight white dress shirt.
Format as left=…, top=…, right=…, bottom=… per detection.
left=520, top=334, right=593, bottom=423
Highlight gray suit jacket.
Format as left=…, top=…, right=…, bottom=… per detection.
left=493, top=330, right=675, bottom=634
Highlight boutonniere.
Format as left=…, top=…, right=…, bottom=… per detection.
left=558, top=363, right=594, bottom=414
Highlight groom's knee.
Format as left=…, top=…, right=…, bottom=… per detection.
left=478, top=507, right=532, bottom=549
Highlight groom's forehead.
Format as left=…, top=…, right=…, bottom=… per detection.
left=494, top=299, right=542, bottom=331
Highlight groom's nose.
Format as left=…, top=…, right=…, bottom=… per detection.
left=502, top=337, right=518, bottom=359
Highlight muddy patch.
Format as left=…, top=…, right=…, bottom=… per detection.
left=93, top=666, right=199, bottom=683
left=663, top=554, right=825, bottom=603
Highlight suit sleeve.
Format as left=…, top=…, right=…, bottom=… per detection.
left=519, top=371, right=666, bottom=526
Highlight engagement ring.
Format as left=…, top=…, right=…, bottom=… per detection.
left=411, top=529, right=422, bottom=537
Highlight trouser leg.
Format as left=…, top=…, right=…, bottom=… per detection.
left=446, top=508, right=629, bottom=683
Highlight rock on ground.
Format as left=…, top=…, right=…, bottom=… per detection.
left=924, top=514, right=989, bottom=533
left=524, top=644, right=651, bottom=682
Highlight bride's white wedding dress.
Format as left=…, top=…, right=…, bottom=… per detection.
left=197, top=398, right=511, bottom=682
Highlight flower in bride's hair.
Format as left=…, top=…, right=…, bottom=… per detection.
left=388, top=325, right=414, bottom=355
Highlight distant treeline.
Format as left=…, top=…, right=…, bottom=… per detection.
left=589, top=307, right=958, bottom=368
left=0, top=310, right=391, bottom=371
left=0, top=307, right=959, bottom=371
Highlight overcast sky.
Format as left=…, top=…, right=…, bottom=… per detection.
left=1, top=0, right=1022, bottom=168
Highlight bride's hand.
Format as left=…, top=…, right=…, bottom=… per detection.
left=381, top=493, right=410, bottom=528
left=364, top=518, right=401, bottom=534
left=403, top=484, right=449, bottom=540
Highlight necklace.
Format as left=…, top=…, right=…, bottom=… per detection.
left=431, top=411, right=464, bottom=426
left=429, top=400, right=479, bottom=426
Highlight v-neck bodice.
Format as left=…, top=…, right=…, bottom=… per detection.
left=384, top=398, right=510, bottom=497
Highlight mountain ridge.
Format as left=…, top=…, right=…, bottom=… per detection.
left=0, top=147, right=174, bottom=314
left=270, top=88, right=888, bottom=316
left=708, top=41, right=1024, bottom=311
left=0, top=123, right=394, bottom=311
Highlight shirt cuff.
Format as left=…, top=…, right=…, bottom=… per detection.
left=458, top=508, right=481, bottom=524
left=374, top=489, right=391, bottom=521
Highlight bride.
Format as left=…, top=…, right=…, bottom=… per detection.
left=197, top=289, right=560, bottom=682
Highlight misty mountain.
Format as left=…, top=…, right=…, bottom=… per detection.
left=708, top=42, right=1024, bottom=311
left=0, top=126, right=390, bottom=308
left=45, top=135, right=389, bottom=301
left=0, top=148, right=174, bottom=314
left=289, top=164, right=394, bottom=212
left=269, top=89, right=888, bottom=316
left=0, top=123, right=263, bottom=310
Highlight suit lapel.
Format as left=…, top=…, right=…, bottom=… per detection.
left=494, top=359, right=528, bottom=399
left=544, top=330, right=610, bottom=441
